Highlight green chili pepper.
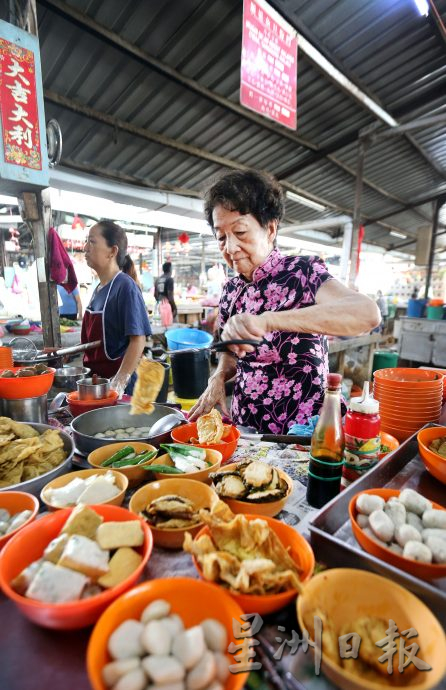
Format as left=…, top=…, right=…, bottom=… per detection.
left=142, top=464, right=185, bottom=474
left=101, top=445, right=135, bottom=467
left=160, top=443, right=206, bottom=460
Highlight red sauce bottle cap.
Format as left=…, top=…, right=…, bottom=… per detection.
left=327, top=373, right=342, bottom=389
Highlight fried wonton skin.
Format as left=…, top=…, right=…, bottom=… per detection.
left=197, top=409, right=224, bottom=443
left=130, top=358, right=165, bottom=416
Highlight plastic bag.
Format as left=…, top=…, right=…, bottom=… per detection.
left=159, top=297, right=173, bottom=327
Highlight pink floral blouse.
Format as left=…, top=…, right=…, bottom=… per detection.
left=218, top=249, right=333, bottom=434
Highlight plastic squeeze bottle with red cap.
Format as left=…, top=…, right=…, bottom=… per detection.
left=342, top=382, right=380, bottom=488
left=306, top=373, right=345, bottom=508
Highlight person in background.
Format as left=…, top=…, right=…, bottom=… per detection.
left=122, top=255, right=141, bottom=288
left=376, top=290, right=388, bottom=332
left=189, top=169, right=380, bottom=433
left=82, top=221, right=151, bottom=396
left=155, top=261, right=177, bottom=318
left=57, top=284, right=83, bottom=321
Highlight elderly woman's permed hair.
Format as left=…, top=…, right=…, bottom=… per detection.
left=203, top=169, right=285, bottom=231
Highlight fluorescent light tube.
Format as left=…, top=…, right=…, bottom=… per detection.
left=286, top=191, right=326, bottom=212
left=414, top=0, right=429, bottom=16
left=390, top=231, right=407, bottom=239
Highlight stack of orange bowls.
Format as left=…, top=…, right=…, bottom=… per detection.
left=0, top=347, right=13, bottom=369
left=373, top=368, right=444, bottom=442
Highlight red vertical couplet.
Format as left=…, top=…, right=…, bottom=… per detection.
left=0, top=37, right=42, bottom=170
left=240, top=0, right=298, bottom=130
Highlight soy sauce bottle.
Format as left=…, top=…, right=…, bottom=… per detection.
left=306, top=373, right=345, bottom=508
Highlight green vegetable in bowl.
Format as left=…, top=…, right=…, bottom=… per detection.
left=101, top=446, right=135, bottom=467
left=142, top=464, right=185, bottom=474
left=380, top=444, right=391, bottom=454
left=160, top=443, right=211, bottom=473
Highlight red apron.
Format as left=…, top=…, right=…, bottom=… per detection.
left=81, top=280, right=123, bottom=379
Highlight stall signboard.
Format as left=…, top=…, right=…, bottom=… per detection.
left=240, top=0, right=298, bottom=130
left=0, top=20, right=49, bottom=193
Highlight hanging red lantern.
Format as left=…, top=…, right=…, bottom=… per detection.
left=72, top=214, right=85, bottom=230
left=178, top=232, right=189, bottom=245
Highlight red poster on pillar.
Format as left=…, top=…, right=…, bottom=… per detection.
left=241, top=0, right=298, bottom=130
left=0, top=37, right=42, bottom=170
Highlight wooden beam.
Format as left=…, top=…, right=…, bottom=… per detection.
left=17, top=189, right=61, bottom=348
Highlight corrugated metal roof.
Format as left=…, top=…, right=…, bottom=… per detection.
left=2, top=0, right=445, bottom=254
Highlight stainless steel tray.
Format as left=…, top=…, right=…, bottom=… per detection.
left=308, top=425, right=446, bottom=625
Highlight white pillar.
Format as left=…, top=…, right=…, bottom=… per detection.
left=340, top=221, right=353, bottom=285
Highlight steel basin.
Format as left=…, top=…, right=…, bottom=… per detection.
left=0, top=422, right=74, bottom=496
left=53, top=366, right=91, bottom=391
left=70, top=403, right=186, bottom=456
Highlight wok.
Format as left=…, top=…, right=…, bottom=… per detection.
left=71, top=403, right=186, bottom=456
left=0, top=422, right=74, bottom=496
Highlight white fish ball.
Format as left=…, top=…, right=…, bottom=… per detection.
left=108, top=620, right=144, bottom=660
left=369, top=510, right=394, bottom=543
left=395, top=524, right=422, bottom=548
left=356, top=494, right=385, bottom=515
left=425, top=536, right=446, bottom=564
left=200, top=619, right=227, bottom=653
left=356, top=514, right=369, bottom=529
left=142, top=655, right=185, bottom=685
left=422, top=509, right=446, bottom=530
left=113, top=668, right=147, bottom=690
left=172, top=626, right=206, bottom=671
left=384, top=498, right=406, bottom=528
left=403, top=541, right=432, bottom=563
left=141, top=619, right=172, bottom=656
left=399, top=489, right=431, bottom=515
left=102, top=658, right=141, bottom=687
left=186, top=651, right=216, bottom=690
left=406, top=512, right=423, bottom=533
left=140, top=599, right=171, bottom=623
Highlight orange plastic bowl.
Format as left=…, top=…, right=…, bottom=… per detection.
left=192, top=514, right=314, bottom=615
left=374, top=368, right=443, bottom=388
left=40, top=468, right=128, bottom=511
left=211, top=462, right=294, bottom=518
left=87, top=577, right=249, bottom=690
left=0, top=504, right=153, bottom=629
left=0, top=367, right=55, bottom=399
left=88, top=442, right=158, bottom=488
left=171, top=422, right=240, bottom=463
left=148, top=448, right=222, bottom=484
left=0, top=491, right=39, bottom=550
left=67, top=390, right=118, bottom=417
left=378, top=432, right=399, bottom=460
left=417, top=426, right=446, bottom=485
left=419, top=367, right=446, bottom=401
left=349, top=488, right=446, bottom=580
left=297, top=568, right=446, bottom=690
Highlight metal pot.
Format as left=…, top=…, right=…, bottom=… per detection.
left=70, top=403, right=185, bottom=456
left=77, top=377, right=110, bottom=400
left=0, top=394, right=48, bottom=423
left=53, top=366, right=91, bottom=391
left=0, top=422, right=74, bottom=496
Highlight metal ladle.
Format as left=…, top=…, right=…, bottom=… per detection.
left=148, top=413, right=187, bottom=437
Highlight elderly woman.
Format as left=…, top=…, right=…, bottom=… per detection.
left=189, top=170, right=380, bottom=434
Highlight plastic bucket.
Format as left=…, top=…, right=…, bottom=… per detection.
left=171, top=349, right=210, bottom=398
left=372, top=350, right=398, bottom=375
left=166, top=328, right=213, bottom=351
left=154, top=362, right=170, bottom=403
left=407, top=298, right=427, bottom=318
left=426, top=305, right=444, bottom=320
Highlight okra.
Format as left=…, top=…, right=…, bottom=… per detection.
left=101, top=445, right=135, bottom=466
left=110, top=450, right=158, bottom=468
left=142, top=464, right=185, bottom=474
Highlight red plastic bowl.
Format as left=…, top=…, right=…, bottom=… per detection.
left=0, top=367, right=55, bottom=399
left=0, top=504, right=153, bottom=629
left=171, top=421, right=240, bottom=463
left=67, top=390, right=118, bottom=417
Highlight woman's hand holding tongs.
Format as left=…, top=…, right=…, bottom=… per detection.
left=221, top=313, right=269, bottom=357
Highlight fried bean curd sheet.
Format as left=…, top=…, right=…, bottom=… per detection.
left=0, top=421, right=67, bottom=487
left=303, top=611, right=416, bottom=686
left=197, top=408, right=224, bottom=444
left=130, top=358, right=165, bottom=416
left=183, top=500, right=302, bottom=595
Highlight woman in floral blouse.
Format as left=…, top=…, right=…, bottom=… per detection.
left=189, top=170, right=380, bottom=434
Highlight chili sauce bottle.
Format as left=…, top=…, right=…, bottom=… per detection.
left=306, top=373, right=344, bottom=508
left=342, top=382, right=380, bottom=488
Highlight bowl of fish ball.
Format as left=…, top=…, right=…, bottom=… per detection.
left=88, top=442, right=158, bottom=488
left=186, top=504, right=315, bottom=615
left=0, top=365, right=55, bottom=399
left=349, top=488, right=446, bottom=580
left=210, top=460, right=293, bottom=517
left=40, top=468, right=128, bottom=511
left=296, top=568, right=446, bottom=690
left=148, top=445, right=223, bottom=484
left=0, top=504, right=153, bottom=629
left=87, top=577, right=249, bottom=690
left=0, top=491, right=39, bottom=549
left=129, top=478, right=219, bottom=549
left=417, top=426, right=446, bottom=485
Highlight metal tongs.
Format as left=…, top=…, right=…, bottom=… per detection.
left=159, top=338, right=262, bottom=356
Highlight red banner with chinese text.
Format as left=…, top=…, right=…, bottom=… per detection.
left=0, top=37, right=42, bottom=170
left=241, top=0, right=298, bottom=130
